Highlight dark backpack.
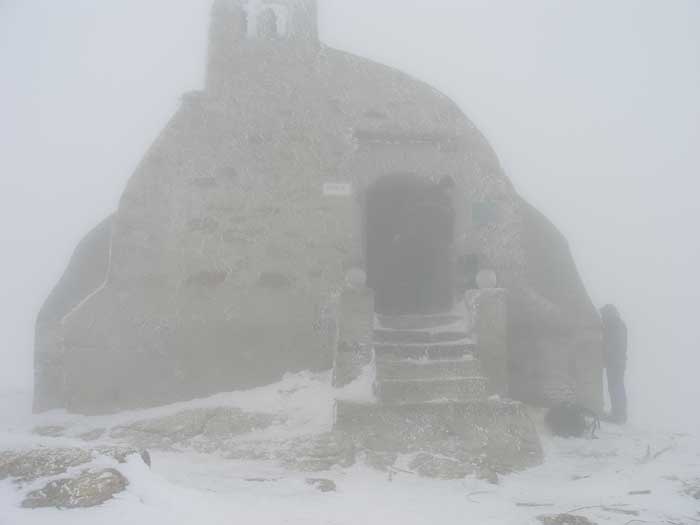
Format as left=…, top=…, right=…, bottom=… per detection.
left=545, top=403, right=600, bottom=438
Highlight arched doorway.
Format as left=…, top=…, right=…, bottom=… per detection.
left=365, top=174, right=456, bottom=316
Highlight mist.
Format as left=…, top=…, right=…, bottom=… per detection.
left=2, top=1, right=700, bottom=522
left=2, top=0, right=698, bottom=430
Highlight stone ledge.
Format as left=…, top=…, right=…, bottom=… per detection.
left=335, top=399, right=542, bottom=473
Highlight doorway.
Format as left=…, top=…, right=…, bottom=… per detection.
left=364, top=174, right=456, bottom=316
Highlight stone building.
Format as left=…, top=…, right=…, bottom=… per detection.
left=35, top=0, right=603, bottom=415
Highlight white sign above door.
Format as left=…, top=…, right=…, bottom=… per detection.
left=323, top=182, right=353, bottom=197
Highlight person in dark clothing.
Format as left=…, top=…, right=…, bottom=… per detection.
left=600, top=304, right=628, bottom=423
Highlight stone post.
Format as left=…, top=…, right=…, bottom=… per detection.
left=332, top=271, right=374, bottom=388
left=466, top=288, right=508, bottom=398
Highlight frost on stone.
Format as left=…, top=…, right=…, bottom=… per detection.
left=21, top=468, right=128, bottom=509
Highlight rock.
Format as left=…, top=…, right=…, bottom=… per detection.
left=279, top=432, right=355, bottom=472
left=682, top=479, right=700, bottom=500
left=306, top=478, right=337, bottom=493
left=476, top=466, right=499, bottom=485
left=221, top=442, right=275, bottom=462
left=22, top=468, right=128, bottom=509
left=79, top=428, right=106, bottom=441
left=409, top=453, right=474, bottom=480
left=363, top=451, right=398, bottom=472
left=32, top=426, right=66, bottom=437
left=201, top=408, right=278, bottom=440
left=0, top=447, right=146, bottom=483
left=1, top=448, right=91, bottom=483
left=94, top=446, right=148, bottom=465
left=110, top=407, right=278, bottom=450
left=538, top=514, right=597, bottom=525
left=245, top=477, right=279, bottom=483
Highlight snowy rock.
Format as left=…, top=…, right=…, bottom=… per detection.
left=79, top=428, right=106, bottom=441
left=110, top=407, right=279, bottom=450
left=305, top=478, right=337, bottom=492
left=363, top=450, right=398, bottom=472
left=32, top=425, right=66, bottom=437
left=476, top=466, right=500, bottom=485
left=683, top=478, right=700, bottom=500
left=21, top=468, right=128, bottom=509
left=0, top=447, right=146, bottom=483
left=409, top=453, right=474, bottom=480
left=279, top=432, right=355, bottom=472
left=0, top=448, right=91, bottom=483
left=537, top=515, right=596, bottom=525
left=221, top=441, right=276, bottom=462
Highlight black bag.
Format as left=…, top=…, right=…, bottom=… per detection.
left=545, top=403, right=600, bottom=438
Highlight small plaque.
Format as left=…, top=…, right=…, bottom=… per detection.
left=323, top=182, right=353, bottom=197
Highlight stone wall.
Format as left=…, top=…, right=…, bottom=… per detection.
left=35, top=0, right=602, bottom=414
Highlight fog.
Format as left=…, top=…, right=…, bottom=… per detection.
left=1, top=0, right=698, bottom=433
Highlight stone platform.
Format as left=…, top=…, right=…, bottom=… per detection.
left=335, top=399, right=542, bottom=473
left=333, top=302, right=543, bottom=476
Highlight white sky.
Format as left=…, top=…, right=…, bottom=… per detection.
left=0, top=0, right=698, bottom=432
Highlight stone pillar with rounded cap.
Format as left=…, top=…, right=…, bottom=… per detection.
left=332, top=268, right=374, bottom=388
left=466, top=270, right=509, bottom=398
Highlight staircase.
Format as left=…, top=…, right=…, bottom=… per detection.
left=332, top=293, right=543, bottom=475
left=372, top=312, right=488, bottom=405
left=333, top=305, right=498, bottom=426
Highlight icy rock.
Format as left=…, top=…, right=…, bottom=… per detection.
left=476, top=466, right=499, bottom=485
left=363, top=450, right=398, bottom=472
left=538, top=515, right=597, bottom=525
left=279, top=432, right=355, bottom=472
left=409, top=453, right=474, bottom=480
left=306, top=478, right=337, bottom=492
left=222, top=442, right=275, bottom=461
left=79, top=428, right=106, bottom=441
left=1, top=448, right=91, bottom=483
left=683, top=479, right=700, bottom=500
left=32, top=425, right=66, bottom=437
left=22, top=468, right=128, bottom=509
left=95, top=446, right=149, bottom=465
left=0, top=447, right=146, bottom=483
left=110, top=407, right=279, bottom=449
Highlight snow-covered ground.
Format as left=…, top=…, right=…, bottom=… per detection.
left=1, top=373, right=699, bottom=525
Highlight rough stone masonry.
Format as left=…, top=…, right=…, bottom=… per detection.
left=35, top=0, right=603, bottom=414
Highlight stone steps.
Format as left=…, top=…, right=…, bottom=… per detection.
left=373, top=329, right=470, bottom=345
left=331, top=307, right=543, bottom=477
left=375, top=314, right=464, bottom=331
left=371, top=312, right=486, bottom=405
left=376, top=377, right=488, bottom=405
left=374, top=340, right=476, bottom=362
left=375, top=357, right=481, bottom=381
